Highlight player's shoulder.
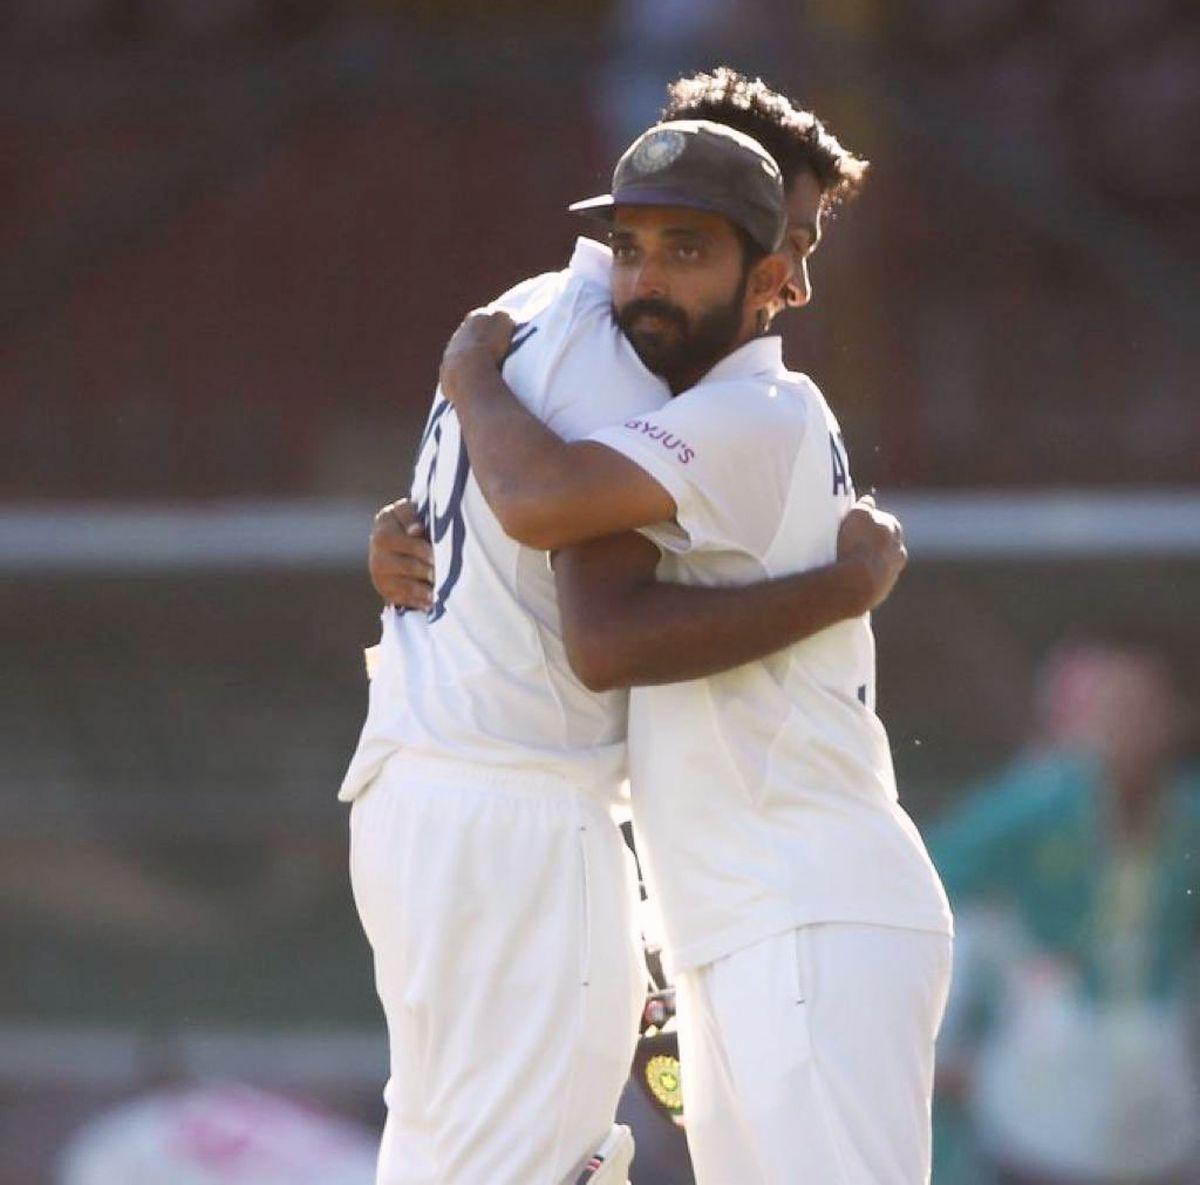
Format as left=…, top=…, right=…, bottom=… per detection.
left=782, top=366, right=823, bottom=401
left=693, top=338, right=816, bottom=404
left=489, top=267, right=570, bottom=323
left=780, top=367, right=846, bottom=442
left=776, top=366, right=830, bottom=416
left=558, top=237, right=616, bottom=324
left=679, top=366, right=815, bottom=437
left=492, top=238, right=611, bottom=329
left=564, top=235, right=612, bottom=288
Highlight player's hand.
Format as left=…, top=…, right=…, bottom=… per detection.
left=836, top=495, right=908, bottom=612
left=370, top=499, right=435, bottom=609
left=439, top=308, right=516, bottom=401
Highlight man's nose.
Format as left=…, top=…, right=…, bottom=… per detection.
left=632, top=257, right=668, bottom=300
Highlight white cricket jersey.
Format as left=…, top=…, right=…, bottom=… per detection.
left=338, top=239, right=669, bottom=804
left=590, top=336, right=953, bottom=972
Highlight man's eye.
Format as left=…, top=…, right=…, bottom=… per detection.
left=675, top=244, right=701, bottom=261
left=612, top=244, right=638, bottom=262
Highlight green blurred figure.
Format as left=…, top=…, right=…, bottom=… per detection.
left=929, top=633, right=1200, bottom=1185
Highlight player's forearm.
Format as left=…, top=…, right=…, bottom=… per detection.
left=571, top=559, right=875, bottom=690
left=444, top=357, right=590, bottom=549
left=445, top=357, right=677, bottom=552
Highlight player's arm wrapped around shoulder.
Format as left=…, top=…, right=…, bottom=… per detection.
left=554, top=531, right=883, bottom=691
left=439, top=309, right=674, bottom=551
left=585, top=378, right=797, bottom=557
left=556, top=387, right=907, bottom=689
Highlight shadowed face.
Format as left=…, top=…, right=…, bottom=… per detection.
left=608, top=205, right=758, bottom=392
left=777, top=169, right=823, bottom=313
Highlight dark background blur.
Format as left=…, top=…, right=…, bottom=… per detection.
left=2, top=1, right=1197, bottom=1182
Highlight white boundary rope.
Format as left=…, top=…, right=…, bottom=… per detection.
left=1, top=491, right=1198, bottom=573
left=0, top=1023, right=385, bottom=1087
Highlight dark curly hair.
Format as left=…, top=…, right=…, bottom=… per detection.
left=662, top=67, right=869, bottom=213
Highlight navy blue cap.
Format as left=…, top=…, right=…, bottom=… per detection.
left=569, top=119, right=786, bottom=253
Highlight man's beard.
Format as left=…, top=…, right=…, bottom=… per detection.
left=615, top=278, right=747, bottom=390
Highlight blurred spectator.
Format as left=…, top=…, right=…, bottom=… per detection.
left=57, top=1081, right=376, bottom=1184
left=929, top=634, right=1200, bottom=1183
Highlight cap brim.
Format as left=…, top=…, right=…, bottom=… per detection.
left=568, top=187, right=740, bottom=224
left=567, top=186, right=781, bottom=252
left=567, top=193, right=616, bottom=217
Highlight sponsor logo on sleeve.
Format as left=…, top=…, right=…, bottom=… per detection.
left=623, top=418, right=695, bottom=465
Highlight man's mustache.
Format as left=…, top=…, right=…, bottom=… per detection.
left=616, top=299, right=689, bottom=335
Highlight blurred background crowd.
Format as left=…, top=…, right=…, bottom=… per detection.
left=1, top=1, right=1197, bottom=1182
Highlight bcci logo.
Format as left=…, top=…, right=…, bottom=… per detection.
left=645, top=1054, right=684, bottom=1120
left=631, top=129, right=686, bottom=174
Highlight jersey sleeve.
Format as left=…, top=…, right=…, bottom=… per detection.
left=483, top=268, right=567, bottom=322
left=587, top=378, right=806, bottom=557
left=486, top=236, right=607, bottom=323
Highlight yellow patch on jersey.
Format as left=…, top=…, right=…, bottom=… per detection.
left=646, top=1054, right=683, bottom=1115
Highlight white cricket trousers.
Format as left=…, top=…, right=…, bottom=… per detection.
left=677, top=923, right=953, bottom=1185
left=348, top=753, right=645, bottom=1185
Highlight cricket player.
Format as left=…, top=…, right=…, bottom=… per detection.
left=344, top=77, right=911, bottom=1185
left=436, top=119, right=954, bottom=1183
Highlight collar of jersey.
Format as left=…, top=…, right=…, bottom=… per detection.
left=698, top=334, right=785, bottom=385
left=567, top=236, right=612, bottom=285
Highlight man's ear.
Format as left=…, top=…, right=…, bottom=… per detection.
left=747, top=252, right=792, bottom=313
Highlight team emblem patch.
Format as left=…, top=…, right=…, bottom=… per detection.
left=645, top=1054, right=683, bottom=1117
left=631, top=129, right=686, bottom=174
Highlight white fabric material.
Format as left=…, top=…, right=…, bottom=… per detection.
left=574, top=1124, right=634, bottom=1183
left=349, top=751, right=646, bottom=1185
left=676, top=924, right=953, bottom=1185
left=339, top=238, right=669, bottom=805
left=589, top=337, right=952, bottom=973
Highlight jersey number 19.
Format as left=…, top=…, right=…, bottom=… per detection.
left=412, top=395, right=470, bottom=623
